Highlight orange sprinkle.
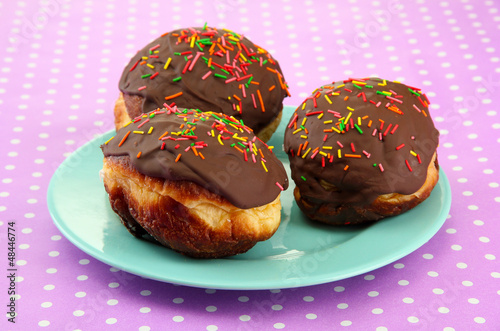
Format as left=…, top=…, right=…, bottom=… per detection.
left=158, top=131, right=169, bottom=140
left=192, top=147, right=199, bottom=156
left=368, top=120, right=373, bottom=127
left=207, top=57, right=212, bottom=68
left=199, top=152, right=205, bottom=160
left=297, top=143, right=303, bottom=156
left=140, top=61, right=147, bottom=65
left=250, top=81, right=260, bottom=85
left=234, top=146, right=245, bottom=154
left=344, top=96, right=349, bottom=101
left=303, top=140, right=309, bottom=151
left=165, top=92, right=183, bottom=100
left=136, top=151, right=142, bottom=158
left=259, top=148, right=265, bottom=159
left=266, top=67, right=277, bottom=73
left=257, top=89, right=265, bottom=112
left=175, top=154, right=181, bottom=162
left=118, top=131, right=131, bottom=147
left=344, top=154, right=361, bottom=158
left=344, top=165, right=349, bottom=171
left=422, top=109, right=428, bottom=117
left=233, top=94, right=241, bottom=101
left=269, top=85, right=276, bottom=91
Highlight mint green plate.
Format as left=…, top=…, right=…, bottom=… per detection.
left=47, top=106, right=451, bottom=290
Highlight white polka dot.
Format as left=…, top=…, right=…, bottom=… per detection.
left=368, top=291, right=379, bottom=297
left=108, top=282, right=119, bottom=288
left=107, top=299, right=118, bottom=306
left=306, top=313, right=317, bottom=319
left=173, top=297, right=183, bottom=304
left=479, top=236, right=490, bottom=243
left=372, top=308, right=383, bottom=314
left=140, top=307, right=151, bottom=313
left=462, top=280, right=474, bottom=286
left=238, top=296, right=249, bottom=302
left=451, top=245, right=462, bottom=251
left=206, top=305, right=217, bottom=312
left=79, top=259, right=90, bottom=265
left=205, top=289, right=216, bottom=294
left=303, top=296, right=314, bottom=302
left=433, top=288, right=444, bottom=294
left=75, top=291, right=86, bottom=298
left=456, top=262, right=468, bottom=269
left=491, top=272, right=500, bottom=278
left=337, top=303, right=348, bottom=309
left=340, top=320, right=352, bottom=326
left=41, top=302, right=52, bottom=308
left=43, top=284, right=55, bottom=291
left=394, top=263, right=405, bottom=269
left=272, top=304, right=283, bottom=311
left=38, top=320, right=50, bottom=327
left=140, top=290, right=151, bottom=296
left=46, top=268, right=57, bottom=274
left=239, top=315, right=250, bottom=322
left=485, top=254, right=496, bottom=260
left=77, top=275, right=88, bottom=281
left=474, top=317, right=485, bottom=323
left=403, top=297, right=414, bottom=304
left=364, top=275, right=375, bottom=280
left=48, top=251, right=59, bottom=257
left=73, top=310, right=85, bottom=317
left=206, top=326, right=218, bottom=331
left=468, top=298, right=479, bottom=304
left=446, top=228, right=457, bottom=233
left=273, top=323, right=285, bottom=329
left=398, top=280, right=409, bottom=286
left=51, top=235, right=61, bottom=241
left=106, top=318, right=117, bottom=324
left=408, top=316, right=419, bottom=323
left=139, top=327, right=151, bottom=331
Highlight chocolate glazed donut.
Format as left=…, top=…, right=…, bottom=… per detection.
left=115, top=26, right=290, bottom=142
left=284, top=78, right=440, bottom=225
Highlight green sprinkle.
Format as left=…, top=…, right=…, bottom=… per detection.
left=262, top=59, right=268, bottom=65
left=141, top=74, right=152, bottom=79
left=214, top=73, right=227, bottom=79
left=230, top=143, right=236, bottom=147
left=353, top=83, right=362, bottom=90
left=149, top=113, right=155, bottom=118
left=373, top=163, right=377, bottom=167
left=376, top=91, right=391, bottom=96
left=203, top=22, right=208, bottom=30
left=174, top=52, right=181, bottom=56
left=408, top=88, right=421, bottom=96
left=366, top=85, right=373, bottom=88
left=196, top=42, right=203, bottom=51
left=354, top=124, right=363, bottom=134
left=186, top=121, right=195, bottom=125
left=221, top=69, right=230, bottom=75
left=184, top=56, right=188, bottom=61
left=301, top=176, right=307, bottom=181
left=173, top=77, right=182, bottom=82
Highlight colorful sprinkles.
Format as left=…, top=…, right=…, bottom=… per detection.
left=287, top=78, right=431, bottom=178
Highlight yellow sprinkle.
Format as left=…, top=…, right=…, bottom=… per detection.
left=324, top=94, right=332, bottom=104
left=302, top=102, right=306, bottom=110
left=236, top=105, right=240, bottom=112
left=104, top=136, right=114, bottom=145
left=302, top=147, right=312, bottom=158
left=133, top=131, right=144, bottom=134
left=123, top=121, right=132, bottom=127
left=240, top=53, right=248, bottom=62
left=336, top=84, right=345, bottom=89
left=164, top=57, right=172, bottom=70
left=332, top=92, right=340, bottom=96
left=332, top=126, right=341, bottom=134
left=347, top=106, right=355, bottom=111
left=358, top=117, right=361, bottom=126
left=218, top=134, right=224, bottom=145
left=318, top=113, right=324, bottom=119
left=147, top=63, right=155, bottom=69
left=211, top=129, right=215, bottom=137
left=261, top=160, right=268, bottom=172
left=353, top=80, right=367, bottom=85
left=300, top=135, right=308, bottom=139
left=323, top=120, right=333, bottom=124
left=378, top=79, right=387, bottom=86
left=148, top=127, right=154, bottom=134
left=301, top=118, right=307, bottom=126
left=394, top=80, right=401, bottom=83
left=410, top=150, right=417, bottom=156
left=322, top=146, right=333, bottom=149
left=154, top=50, right=159, bottom=54
left=338, top=149, right=342, bottom=158
left=142, top=56, right=148, bottom=60
left=292, top=128, right=302, bottom=134
left=345, top=112, right=352, bottom=123
left=319, top=151, right=328, bottom=157
left=190, top=36, right=196, bottom=48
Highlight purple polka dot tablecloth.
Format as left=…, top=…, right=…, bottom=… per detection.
left=1, top=0, right=500, bottom=330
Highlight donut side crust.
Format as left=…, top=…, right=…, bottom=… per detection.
left=294, top=152, right=440, bottom=225
left=102, top=156, right=282, bottom=258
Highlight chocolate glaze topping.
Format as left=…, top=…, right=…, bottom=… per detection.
left=118, top=26, right=289, bottom=134
left=102, top=107, right=288, bottom=209
left=284, top=78, right=439, bottom=207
